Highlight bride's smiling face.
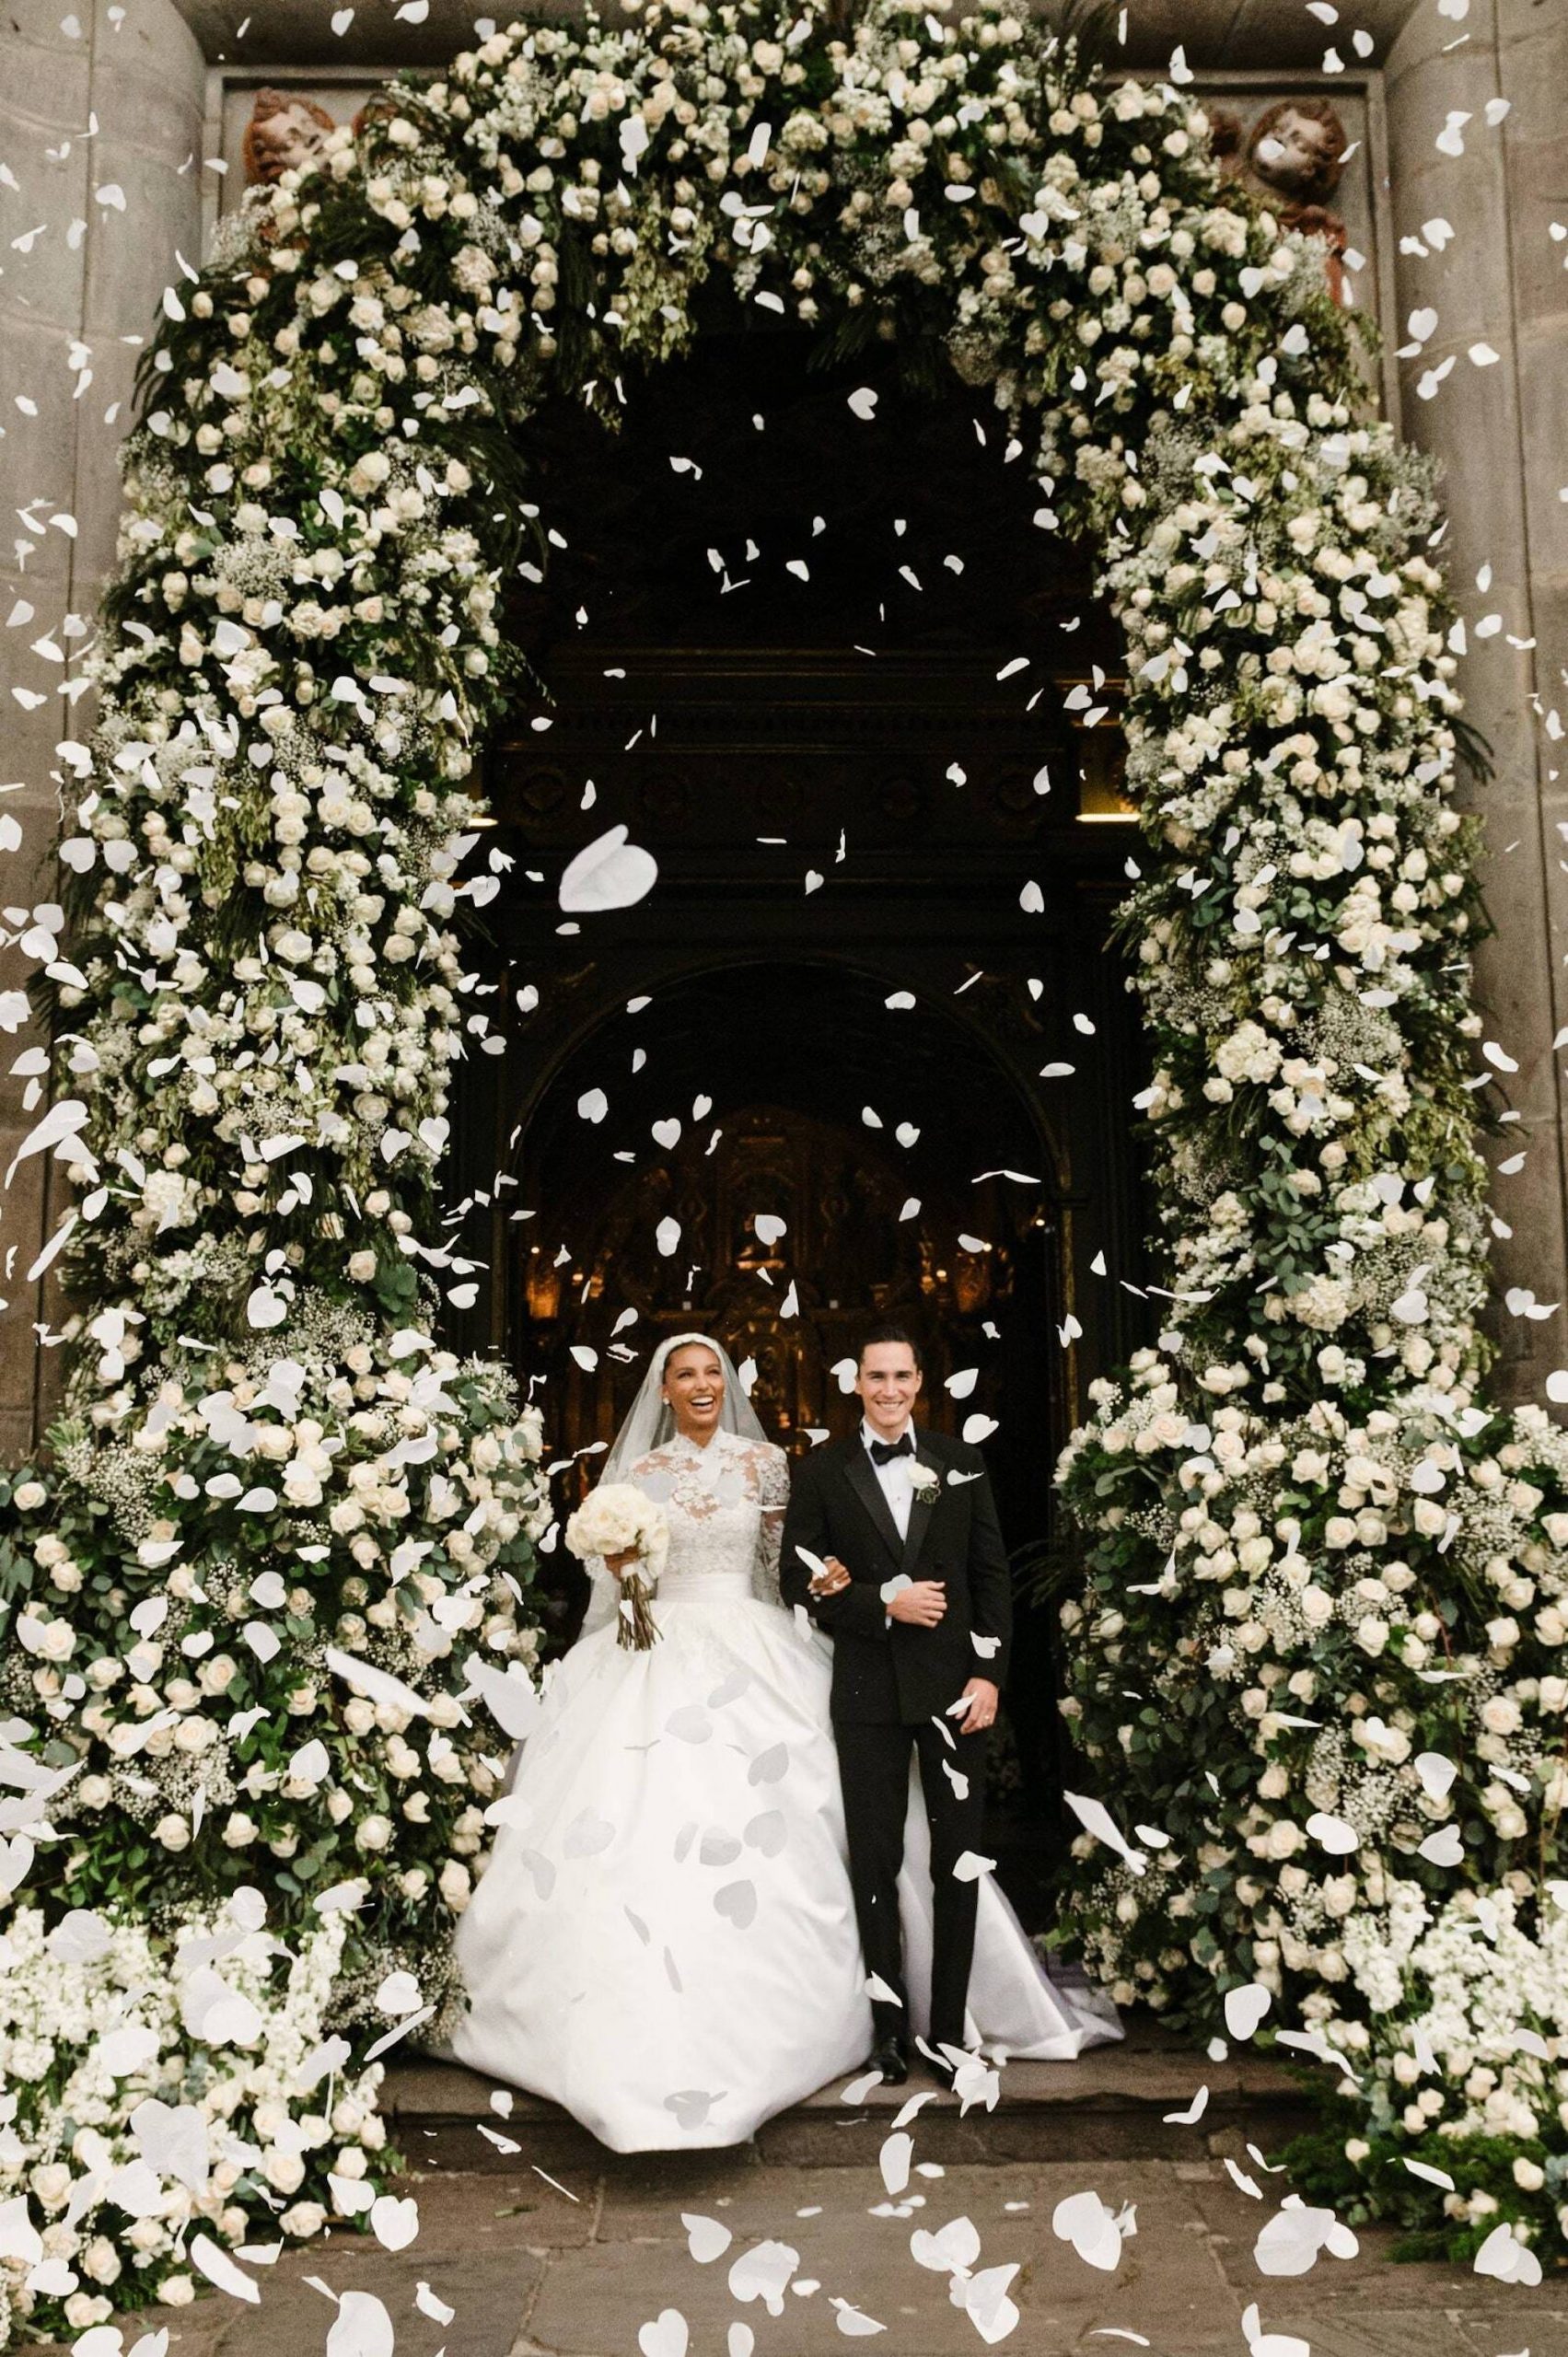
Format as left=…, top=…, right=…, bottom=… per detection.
left=662, top=1344, right=726, bottom=1443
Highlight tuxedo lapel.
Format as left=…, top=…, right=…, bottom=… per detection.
left=841, top=1443, right=904, bottom=1567
left=900, top=1432, right=944, bottom=1575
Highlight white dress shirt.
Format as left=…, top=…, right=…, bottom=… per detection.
left=862, top=1416, right=916, bottom=1542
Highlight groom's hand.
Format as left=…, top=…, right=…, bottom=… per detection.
left=889, top=1580, right=947, bottom=1628
left=953, top=1677, right=999, bottom=1734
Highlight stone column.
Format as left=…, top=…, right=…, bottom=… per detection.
left=0, top=0, right=206, bottom=1453
left=1385, top=0, right=1568, bottom=1401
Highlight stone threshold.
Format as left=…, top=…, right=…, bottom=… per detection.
left=382, top=2015, right=1319, bottom=2173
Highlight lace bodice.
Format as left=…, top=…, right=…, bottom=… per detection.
left=626, top=1429, right=790, bottom=1603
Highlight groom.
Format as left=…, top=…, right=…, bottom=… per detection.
left=780, top=1322, right=1011, bottom=2086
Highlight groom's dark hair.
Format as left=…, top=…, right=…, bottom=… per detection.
left=856, top=1320, right=923, bottom=1372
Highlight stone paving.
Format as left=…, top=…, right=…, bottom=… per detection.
left=32, top=2146, right=1568, bottom=2357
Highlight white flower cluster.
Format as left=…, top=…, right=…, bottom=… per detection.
left=0, top=1896, right=384, bottom=2345
left=1299, top=1883, right=1568, bottom=2262
left=564, top=1481, right=671, bottom=1572
left=1061, top=1358, right=1568, bottom=2009
left=6, top=1328, right=548, bottom=1958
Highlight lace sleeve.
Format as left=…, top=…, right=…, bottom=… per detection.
left=752, top=1443, right=791, bottom=1608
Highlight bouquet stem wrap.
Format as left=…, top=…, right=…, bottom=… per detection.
left=615, top=1568, right=662, bottom=1654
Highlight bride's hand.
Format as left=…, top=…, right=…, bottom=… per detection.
left=605, top=1548, right=639, bottom=1579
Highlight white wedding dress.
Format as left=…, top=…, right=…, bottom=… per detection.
left=450, top=1426, right=1121, bottom=2152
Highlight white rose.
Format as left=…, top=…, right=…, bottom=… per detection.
left=156, top=1813, right=192, bottom=1851
left=263, top=2150, right=307, bottom=2195
left=284, top=1463, right=324, bottom=1508
left=82, top=2237, right=122, bottom=2286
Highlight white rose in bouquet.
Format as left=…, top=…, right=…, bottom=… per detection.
left=563, top=1482, right=670, bottom=1573
left=564, top=1483, right=671, bottom=1651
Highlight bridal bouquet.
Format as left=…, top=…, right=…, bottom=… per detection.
left=565, top=1485, right=671, bottom=1652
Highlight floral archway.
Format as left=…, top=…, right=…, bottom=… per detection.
left=2, top=0, right=1564, bottom=2334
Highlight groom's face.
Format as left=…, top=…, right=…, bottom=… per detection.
left=856, top=1343, right=923, bottom=1438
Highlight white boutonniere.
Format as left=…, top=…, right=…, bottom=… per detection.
left=907, top=1460, right=942, bottom=1505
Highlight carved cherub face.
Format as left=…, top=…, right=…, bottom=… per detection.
left=1248, top=101, right=1346, bottom=205
left=243, top=91, right=334, bottom=186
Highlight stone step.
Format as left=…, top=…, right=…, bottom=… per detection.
left=383, top=2017, right=1316, bottom=2175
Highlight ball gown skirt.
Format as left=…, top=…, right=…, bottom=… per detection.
left=448, top=1570, right=1121, bottom=2154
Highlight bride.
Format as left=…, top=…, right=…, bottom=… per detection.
left=448, top=1332, right=1119, bottom=2152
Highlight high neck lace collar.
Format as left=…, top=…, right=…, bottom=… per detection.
left=669, top=1426, right=729, bottom=1457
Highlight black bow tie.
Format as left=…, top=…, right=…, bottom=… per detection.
left=869, top=1434, right=914, bottom=1465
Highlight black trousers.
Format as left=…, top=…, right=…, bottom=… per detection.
left=834, top=1717, right=989, bottom=2053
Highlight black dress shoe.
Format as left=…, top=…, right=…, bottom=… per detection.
left=918, top=2038, right=966, bottom=2090
left=867, top=2034, right=909, bottom=2085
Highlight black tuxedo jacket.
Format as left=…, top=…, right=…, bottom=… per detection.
left=778, top=1428, right=1011, bottom=1726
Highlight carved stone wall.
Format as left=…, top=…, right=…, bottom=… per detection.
left=1385, top=0, right=1568, bottom=1398
left=0, top=0, right=205, bottom=1454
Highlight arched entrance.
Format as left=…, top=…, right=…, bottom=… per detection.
left=446, top=322, right=1156, bottom=1909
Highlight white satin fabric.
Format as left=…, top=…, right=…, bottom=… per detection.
left=450, top=1428, right=1121, bottom=2153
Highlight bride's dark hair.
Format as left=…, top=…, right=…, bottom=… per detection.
left=855, top=1320, right=924, bottom=1372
